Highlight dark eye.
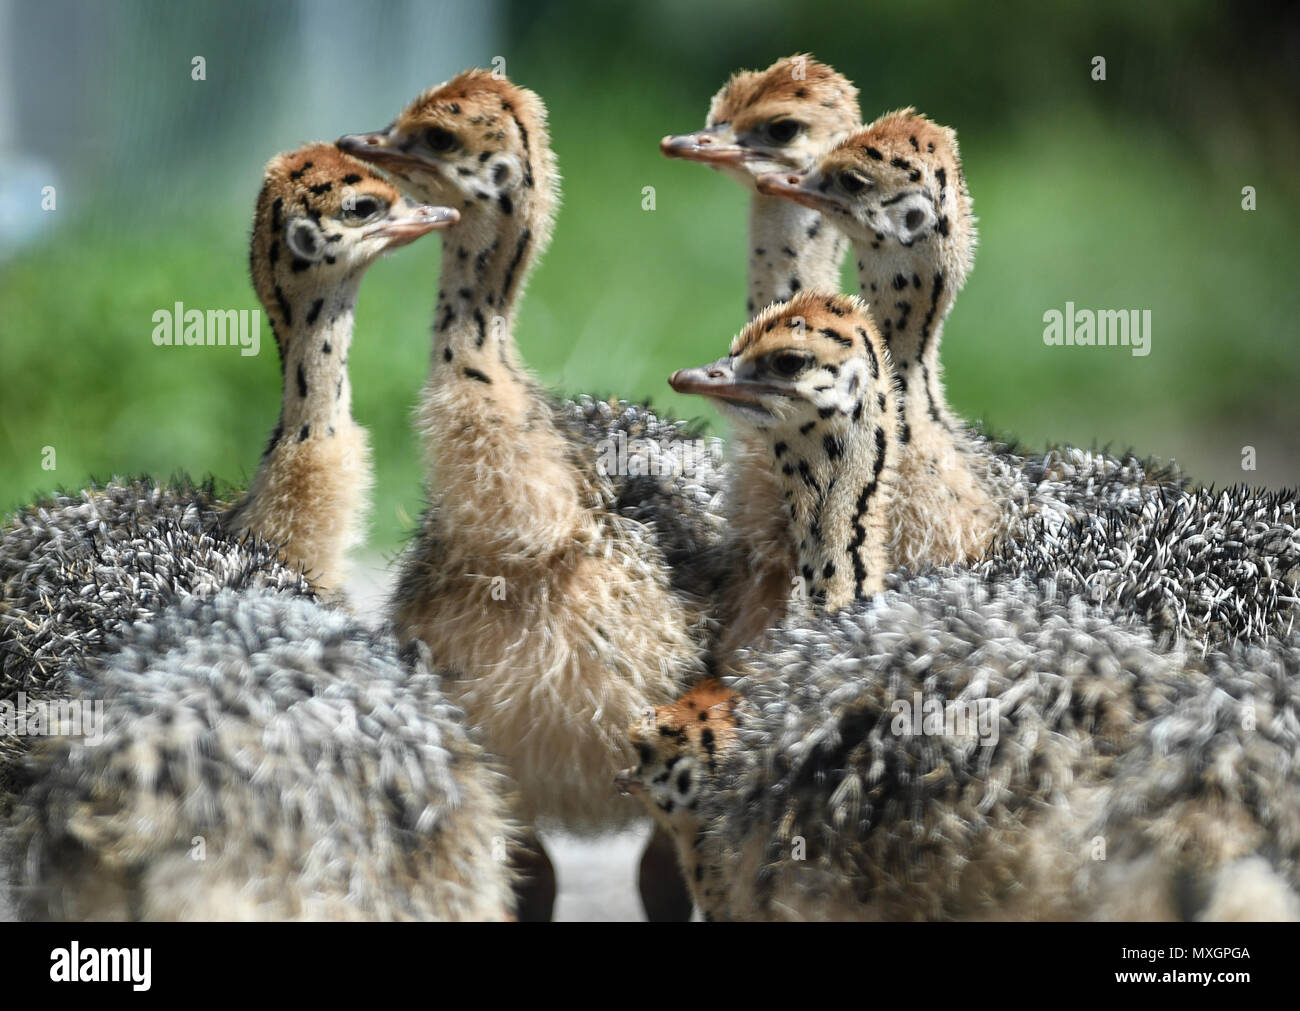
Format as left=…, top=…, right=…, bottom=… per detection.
left=771, top=351, right=809, bottom=377
left=636, top=743, right=654, bottom=766
left=425, top=127, right=458, bottom=152
left=766, top=119, right=803, bottom=145
left=839, top=170, right=868, bottom=194
left=904, top=208, right=925, bottom=231
left=342, top=194, right=389, bottom=225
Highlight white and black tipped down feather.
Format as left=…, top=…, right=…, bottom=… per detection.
left=671, top=574, right=1300, bottom=921
left=694, top=574, right=1186, bottom=921
left=0, top=477, right=308, bottom=805
left=557, top=395, right=727, bottom=600
left=4, top=589, right=516, bottom=921
left=1081, top=632, right=1300, bottom=920
left=982, top=439, right=1298, bottom=650
left=981, top=433, right=1189, bottom=526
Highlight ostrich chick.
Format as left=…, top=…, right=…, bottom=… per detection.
left=661, top=53, right=863, bottom=653
left=759, top=113, right=1298, bottom=651
left=0, top=146, right=454, bottom=802
left=4, top=152, right=515, bottom=922
left=6, top=590, right=517, bottom=922
left=661, top=53, right=859, bottom=316
left=755, top=109, right=1207, bottom=582
left=625, top=610, right=1300, bottom=922
left=669, top=292, right=899, bottom=610
left=758, top=109, right=1000, bottom=571
left=227, top=145, right=459, bottom=594
left=340, top=72, right=707, bottom=919
left=631, top=296, right=1300, bottom=921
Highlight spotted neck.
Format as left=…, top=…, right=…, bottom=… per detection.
left=848, top=237, right=1001, bottom=572
left=772, top=399, right=895, bottom=611
left=416, top=196, right=587, bottom=561
left=746, top=194, right=847, bottom=316
left=853, top=250, right=956, bottom=445
left=274, top=286, right=360, bottom=439
left=429, top=214, right=532, bottom=386
left=226, top=276, right=371, bottom=595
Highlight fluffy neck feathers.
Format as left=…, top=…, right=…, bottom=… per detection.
left=855, top=251, right=956, bottom=442
left=275, top=289, right=359, bottom=437
left=746, top=193, right=846, bottom=316
left=773, top=405, right=894, bottom=611
left=849, top=233, right=1000, bottom=570
left=226, top=277, right=370, bottom=595
left=417, top=187, right=588, bottom=561
left=430, top=213, right=533, bottom=383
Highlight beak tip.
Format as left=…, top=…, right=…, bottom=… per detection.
left=338, top=132, right=386, bottom=156
left=431, top=205, right=460, bottom=226
left=756, top=172, right=807, bottom=203
left=667, top=369, right=693, bottom=394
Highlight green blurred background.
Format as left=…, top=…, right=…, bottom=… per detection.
left=1, top=0, right=1297, bottom=556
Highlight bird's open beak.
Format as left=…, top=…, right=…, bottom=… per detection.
left=756, top=171, right=844, bottom=213
left=614, top=769, right=644, bottom=796
left=660, top=130, right=746, bottom=167
left=365, top=204, right=459, bottom=248
left=338, top=130, right=430, bottom=173
left=669, top=358, right=785, bottom=407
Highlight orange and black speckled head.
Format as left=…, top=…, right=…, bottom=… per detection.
left=671, top=291, right=899, bottom=608
left=339, top=70, right=558, bottom=264
left=662, top=54, right=861, bottom=187
left=249, top=143, right=456, bottom=351
left=709, top=54, right=859, bottom=135
left=757, top=108, right=975, bottom=286
left=670, top=290, right=892, bottom=436
left=617, top=679, right=741, bottom=816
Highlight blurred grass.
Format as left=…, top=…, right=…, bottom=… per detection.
left=2, top=82, right=1298, bottom=555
